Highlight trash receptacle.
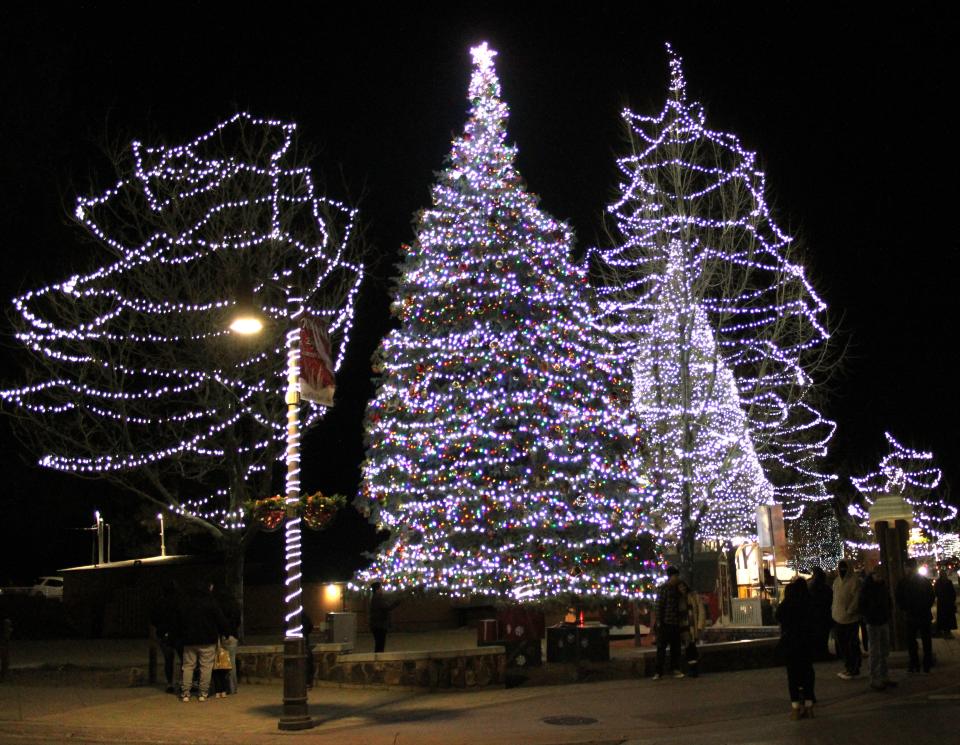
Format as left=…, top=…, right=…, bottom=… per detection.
left=326, top=612, right=357, bottom=647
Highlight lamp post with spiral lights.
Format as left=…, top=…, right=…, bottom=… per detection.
left=231, top=289, right=312, bottom=731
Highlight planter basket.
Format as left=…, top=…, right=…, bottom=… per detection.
left=257, top=508, right=285, bottom=531
left=304, top=505, right=336, bottom=530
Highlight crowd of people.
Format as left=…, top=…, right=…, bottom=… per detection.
left=149, top=579, right=402, bottom=702
left=651, top=558, right=958, bottom=721
left=153, top=567, right=955, bottom=712
left=149, top=579, right=241, bottom=703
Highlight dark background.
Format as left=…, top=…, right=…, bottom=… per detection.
left=1, top=3, right=956, bottom=583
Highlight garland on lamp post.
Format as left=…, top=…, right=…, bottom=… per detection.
left=251, top=491, right=345, bottom=532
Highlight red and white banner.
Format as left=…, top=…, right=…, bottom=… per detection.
left=299, top=315, right=335, bottom=407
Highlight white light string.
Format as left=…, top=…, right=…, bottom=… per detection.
left=1, top=112, right=364, bottom=529
left=353, top=43, right=663, bottom=600
left=850, top=432, right=957, bottom=545
left=588, top=43, right=836, bottom=545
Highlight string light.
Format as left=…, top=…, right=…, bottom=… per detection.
left=354, top=42, right=662, bottom=600
left=850, top=432, right=957, bottom=548
left=787, top=504, right=843, bottom=572
left=1, top=112, right=364, bottom=530
left=632, top=242, right=775, bottom=541
left=936, top=533, right=960, bottom=561
left=589, top=43, right=835, bottom=546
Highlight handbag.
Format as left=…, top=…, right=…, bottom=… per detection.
left=214, top=641, right=232, bottom=671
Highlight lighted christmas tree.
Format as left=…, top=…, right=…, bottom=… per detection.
left=787, top=502, right=843, bottom=572
left=850, top=432, right=957, bottom=551
left=633, top=243, right=774, bottom=545
left=590, top=45, right=835, bottom=561
left=357, top=43, right=661, bottom=600
left=1, top=114, right=363, bottom=605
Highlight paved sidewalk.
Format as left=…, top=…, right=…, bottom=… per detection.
left=1, top=638, right=958, bottom=745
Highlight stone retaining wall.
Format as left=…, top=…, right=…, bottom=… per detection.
left=701, top=625, right=780, bottom=643
left=237, top=644, right=507, bottom=690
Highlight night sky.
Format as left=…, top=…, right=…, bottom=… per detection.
left=1, top=4, right=956, bottom=582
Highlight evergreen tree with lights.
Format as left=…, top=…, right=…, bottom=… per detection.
left=590, top=45, right=836, bottom=571
left=358, top=44, right=661, bottom=601
left=786, top=501, right=843, bottom=572
left=632, top=243, right=774, bottom=545
left=850, top=432, right=958, bottom=554
left=1, top=114, right=364, bottom=606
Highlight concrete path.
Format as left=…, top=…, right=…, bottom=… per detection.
left=1, top=637, right=957, bottom=744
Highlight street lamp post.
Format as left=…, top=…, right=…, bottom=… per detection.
left=231, top=288, right=312, bottom=731
left=279, top=310, right=311, bottom=730
left=869, top=493, right=913, bottom=651
left=157, top=513, right=166, bottom=557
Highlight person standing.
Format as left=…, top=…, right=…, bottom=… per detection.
left=213, top=584, right=241, bottom=695
left=149, top=580, right=183, bottom=694
left=653, top=566, right=684, bottom=680
left=934, top=569, right=957, bottom=639
left=1, top=618, right=12, bottom=681
left=857, top=568, right=869, bottom=653
left=807, top=567, right=834, bottom=660
left=859, top=563, right=896, bottom=691
left=303, top=612, right=315, bottom=689
left=896, top=559, right=936, bottom=672
left=678, top=580, right=703, bottom=677
left=179, top=580, right=228, bottom=702
left=832, top=559, right=862, bottom=679
left=369, top=582, right=401, bottom=653
left=776, top=577, right=816, bottom=719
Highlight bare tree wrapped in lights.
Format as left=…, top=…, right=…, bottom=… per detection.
left=1, top=113, right=364, bottom=606
left=357, top=44, right=661, bottom=601
left=590, top=45, right=836, bottom=572
left=850, top=432, right=958, bottom=556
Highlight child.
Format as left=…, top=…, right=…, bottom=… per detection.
left=211, top=640, right=231, bottom=698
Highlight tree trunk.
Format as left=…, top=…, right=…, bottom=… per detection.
left=679, top=520, right=696, bottom=587
left=677, top=315, right=697, bottom=587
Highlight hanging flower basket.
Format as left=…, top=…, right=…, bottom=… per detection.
left=252, top=495, right=286, bottom=532
left=303, top=491, right=346, bottom=531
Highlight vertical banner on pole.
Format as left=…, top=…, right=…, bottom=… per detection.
left=299, top=315, right=335, bottom=407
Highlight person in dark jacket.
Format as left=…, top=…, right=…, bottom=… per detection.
left=896, top=559, right=936, bottom=673
left=149, top=580, right=182, bottom=693
left=178, top=580, right=228, bottom=702
left=653, top=566, right=683, bottom=680
left=369, top=582, right=402, bottom=653
left=859, top=563, right=896, bottom=690
left=934, top=570, right=957, bottom=638
left=303, top=612, right=315, bottom=688
left=807, top=567, right=834, bottom=660
left=776, top=577, right=816, bottom=719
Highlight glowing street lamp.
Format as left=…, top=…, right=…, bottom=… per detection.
left=229, top=314, right=264, bottom=335
left=229, top=278, right=265, bottom=336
